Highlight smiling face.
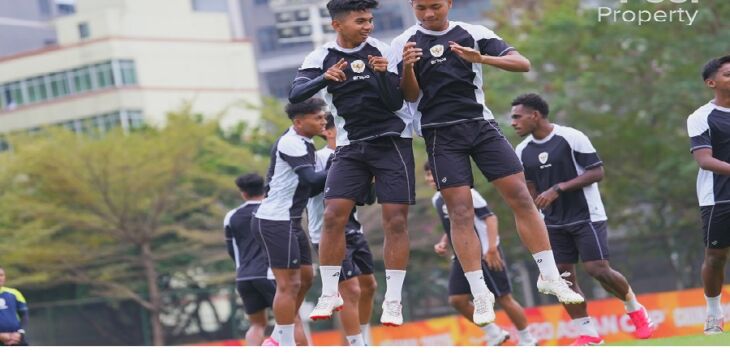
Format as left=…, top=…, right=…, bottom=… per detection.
left=294, top=110, right=327, bottom=138
left=410, top=0, right=451, bottom=31
left=332, top=9, right=374, bottom=45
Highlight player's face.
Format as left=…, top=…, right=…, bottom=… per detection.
left=411, top=0, right=452, bottom=31
left=424, top=169, right=437, bottom=189
left=707, top=63, right=730, bottom=92
left=332, top=10, right=374, bottom=45
left=510, top=104, right=539, bottom=137
left=295, top=110, right=327, bottom=138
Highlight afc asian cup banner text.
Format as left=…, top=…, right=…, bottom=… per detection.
left=308, top=286, right=730, bottom=346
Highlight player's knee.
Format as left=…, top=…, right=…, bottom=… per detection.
left=277, top=279, right=301, bottom=296
left=704, top=253, right=727, bottom=270
left=340, top=281, right=361, bottom=303
left=585, top=264, right=612, bottom=281
left=323, top=208, right=348, bottom=229
left=383, top=213, right=408, bottom=235
left=359, top=276, right=377, bottom=296
left=449, top=203, right=473, bottom=224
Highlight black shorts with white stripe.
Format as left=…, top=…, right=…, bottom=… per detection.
left=547, top=220, right=609, bottom=264
left=701, top=203, right=730, bottom=249
left=324, top=136, right=415, bottom=205
left=252, top=217, right=312, bottom=269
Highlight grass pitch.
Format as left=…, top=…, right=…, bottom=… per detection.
left=608, top=333, right=730, bottom=346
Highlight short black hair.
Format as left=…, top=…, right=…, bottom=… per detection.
left=235, top=173, right=264, bottom=197
left=285, top=97, right=326, bottom=120
left=327, top=0, right=378, bottom=20
left=702, top=55, right=730, bottom=81
left=325, top=112, right=335, bottom=129
left=423, top=161, right=431, bottom=172
left=511, top=93, right=549, bottom=118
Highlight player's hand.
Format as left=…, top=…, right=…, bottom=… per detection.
left=402, top=42, right=422, bottom=68
left=484, top=249, right=505, bottom=272
left=534, top=186, right=560, bottom=210
left=448, top=41, right=483, bottom=64
left=367, top=55, right=388, bottom=73
left=324, top=58, right=348, bottom=82
left=434, top=241, right=448, bottom=256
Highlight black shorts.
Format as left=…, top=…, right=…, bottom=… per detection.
left=701, top=204, right=730, bottom=249
left=423, top=119, right=523, bottom=189
left=236, top=279, right=276, bottom=315
left=252, top=217, right=312, bottom=269
left=313, top=232, right=375, bottom=283
left=449, top=247, right=512, bottom=297
left=547, top=221, right=609, bottom=264
left=325, top=136, right=415, bottom=205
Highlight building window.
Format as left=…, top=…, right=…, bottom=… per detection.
left=126, top=110, right=145, bottom=130
left=191, top=0, right=228, bottom=12
left=72, top=67, right=93, bottom=93
left=373, top=6, right=404, bottom=33
left=257, top=26, right=279, bottom=53
left=2, top=82, right=24, bottom=108
left=93, top=112, right=121, bottom=133
left=119, top=60, right=138, bottom=85
left=26, top=76, right=48, bottom=103
left=49, top=72, right=70, bottom=98
left=78, top=22, right=90, bottom=39
left=94, top=62, right=114, bottom=89
left=255, top=0, right=268, bottom=5
left=57, top=3, right=75, bottom=15
left=38, top=0, right=52, bottom=17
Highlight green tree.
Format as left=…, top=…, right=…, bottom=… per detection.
left=0, top=107, right=264, bottom=345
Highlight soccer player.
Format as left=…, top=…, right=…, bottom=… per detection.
left=290, top=0, right=415, bottom=327
left=0, top=267, right=28, bottom=346
left=425, top=163, right=538, bottom=346
left=687, top=55, right=730, bottom=336
left=252, top=98, right=328, bottom=346
left=307, top=114, right=378, bottom=345
left=511, top=93, right=655, bottom=345
left=392, top=0, right=582, bottom=325
left=225, top=173, right=307, bottom=346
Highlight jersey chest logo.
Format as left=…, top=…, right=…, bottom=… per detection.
left=0, top=298, right=6, bottom=310
left=351, top=60, right=366, bottom=73
left=539, top=152, right=550, bottom=164
left=430, top=44, right=445, bottom=57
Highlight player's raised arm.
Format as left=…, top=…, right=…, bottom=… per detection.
left=399, top=42, right=422, bottom=102
left=289, top=51, right=347, bottom=103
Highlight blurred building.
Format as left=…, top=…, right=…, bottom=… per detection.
left=0, top=0, right=260, bottom=137
left=0, top=0, right=75, bottom=58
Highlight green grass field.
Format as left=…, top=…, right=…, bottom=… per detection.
left=608, top=333, right=730, bottom=346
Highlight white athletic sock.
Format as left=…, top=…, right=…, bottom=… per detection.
left=464, top=270, right=489, bottom=296
left=346, top=334, right=365, bottom=346
left=277, top=324, right=295, bottom=346
left=319, top=265, right=342, bottom=296
left=572, top=317, right=599, bottom=338
left=706, top=294, right=723, bottom=318
left=360, top=324, right=371, bottom=346
left=518, top=327, right=537, bottom=344
left=481, top=323, right=502, bottom=338
left=384, top=270, right=406, bottom=302
left=532, top=250, right=560, bottom=280
left=271, top=323, right=281, bottom=342
left=623, top=288, right=642, bottom=313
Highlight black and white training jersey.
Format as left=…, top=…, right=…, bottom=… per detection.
left=515, top=124, right=607, bottom=226
left=224, top=202, right=273, bottom=281
left=432, top=189, right=496, bottom=254
left=256, top=127, right=316, bottom=221
left=687, top=101, right=730, bottom=206
left=307, top=146, right=334, bottom=244
left=391, top=21, right=515, bottom=134
left=294, top=37, right=412, bottom=146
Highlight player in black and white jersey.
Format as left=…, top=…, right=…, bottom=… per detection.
left=252, top=98, right=328, bottom=346
left=391, top=0, right=582, bottom=326
left=687, top=55, right=730, bottom=336
left=306, top=114, right=377, bottom=345
left=511, top=93, right=655, bottom=345
left=225, top=174, right=307, bottom=346
left=425, top=163, right=537, bottom=346
left=289, top=0, right=415, bottom=327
